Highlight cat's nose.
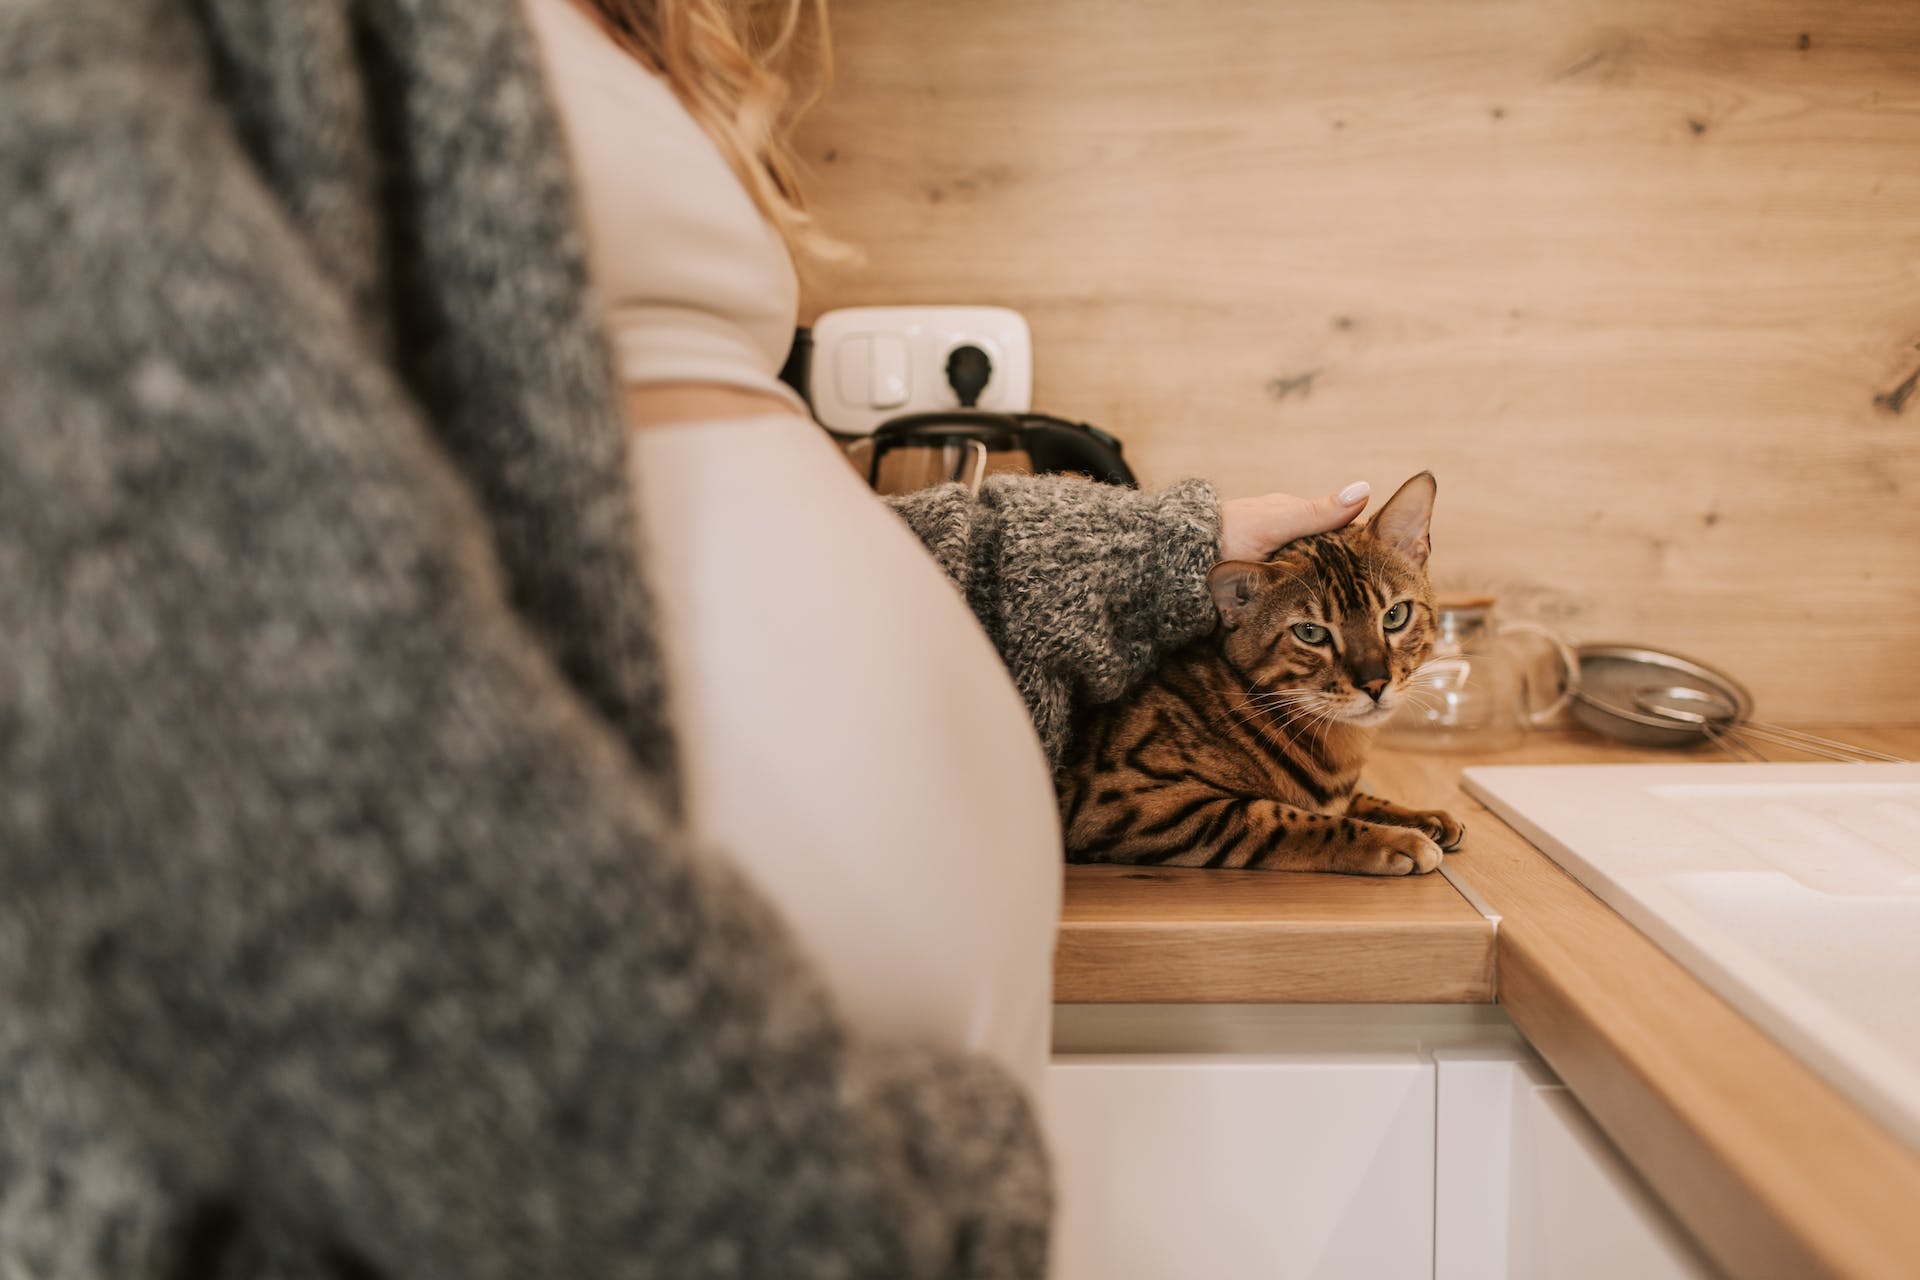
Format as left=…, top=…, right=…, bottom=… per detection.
left=1360, top=678, right=1389, bottom=701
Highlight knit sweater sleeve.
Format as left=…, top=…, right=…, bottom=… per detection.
left=0, top=19, right=1045, bottom=1280
left=887, top=476, right=1224, bottom=762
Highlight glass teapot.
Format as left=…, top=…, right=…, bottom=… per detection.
left=1378, top=596, right=1578, bottom=753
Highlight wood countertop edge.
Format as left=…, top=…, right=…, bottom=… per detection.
left=1053, top=865, right=1496, bottom=1004
left=1054, top=917, right=1495, bottom=1004
left=1443, top=781, right=1920, bottom=1280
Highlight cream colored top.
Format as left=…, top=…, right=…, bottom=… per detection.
left=525, top=0, right=804, bottom=409
left=526, top=0, right=1061, bottom=1096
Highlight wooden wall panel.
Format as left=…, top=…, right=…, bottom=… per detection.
left=795, top=0, right=1920, bottom=723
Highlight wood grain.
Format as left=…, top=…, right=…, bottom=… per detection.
left=797, top=0, right=1920, bottom=723
left=1368, top=727, right=1920, bottom=1280
left=1054, top=864, right=1494, bottom=1002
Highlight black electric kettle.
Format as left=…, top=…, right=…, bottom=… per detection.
left=860, top=409, right=1136, bottom=493
left=784, top=329, right=1138, bottom=493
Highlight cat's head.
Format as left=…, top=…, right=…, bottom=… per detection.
left=1207, top=472, right=1438, bottom=729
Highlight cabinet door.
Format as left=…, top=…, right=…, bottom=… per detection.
left=1509, top=1073, right=1718, bottom=1279
left=1045, top=1055, right=1434, bottom=1280
left=1433, top=1049, right=1717, bottom=1279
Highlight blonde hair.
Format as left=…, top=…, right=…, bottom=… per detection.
left=579, top=0, right=846, bottom=265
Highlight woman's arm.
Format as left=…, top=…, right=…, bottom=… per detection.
left=886, top=476, right=1220, bottom=762
left=0, top=18, right=1044, bottom=1278
left=887, top=477, right=1370, bottom=762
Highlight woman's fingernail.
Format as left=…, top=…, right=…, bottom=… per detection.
left=1338, top=481, right=1371, bottom=505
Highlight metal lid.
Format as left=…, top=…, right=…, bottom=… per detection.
left=1569, top=644, right=1754, bottom=747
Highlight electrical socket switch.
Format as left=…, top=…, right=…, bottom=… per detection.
left=808, top=305, right=1032, bottom=435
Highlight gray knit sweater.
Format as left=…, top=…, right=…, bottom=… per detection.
left=0, top=1, right=1222, bottom=1277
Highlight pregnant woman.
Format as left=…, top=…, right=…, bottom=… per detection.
left=524, top=0, right=1376, bottom=1091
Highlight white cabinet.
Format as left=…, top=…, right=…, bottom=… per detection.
left=1047, top=1006, right=1718, bottom=1279
left=1046, top=1054, right=1434, bottom=1279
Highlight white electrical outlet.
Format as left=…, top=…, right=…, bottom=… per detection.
left=807, top=305, right=1033, bottom=435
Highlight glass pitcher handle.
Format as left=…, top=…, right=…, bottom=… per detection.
left=951, top=437, right=989, bottom=494
left=1498, top=620, right=1580, bottom=725
left=835, top=435, right=988, bottom=495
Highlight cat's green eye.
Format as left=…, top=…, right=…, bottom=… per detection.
left=1382, top=601, right=1412, bottom=632
left=1290, top=622, right=1330, bottom=645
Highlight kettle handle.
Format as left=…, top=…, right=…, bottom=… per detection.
left=1015, top=414, right=1136, bottom=487
left=863, top=410, right=1137, bottom=488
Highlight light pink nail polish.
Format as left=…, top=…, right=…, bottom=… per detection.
left=1338, top=481, right=1370, bottom=505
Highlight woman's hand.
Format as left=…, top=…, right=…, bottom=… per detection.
left=1218, top=481, right=1371, bottom=563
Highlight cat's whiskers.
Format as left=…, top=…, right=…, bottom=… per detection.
left=1400, top=659, right=1454, bottom=693
left=1245, top=688, right=1314, bottom=707
left=1263, top=705, right=1333, bottom=749
left=1232, top=685, right=1316, bottom=709
left=1220, top=687, right=1313, bottom=719
left=1285, top=695, right=1344, bottom=743
left=1224, top=692, right=1320, bottom=735
left=1230, top=690, right=1334, bottom=746
left=1283, top=703, right=1337, bottom=745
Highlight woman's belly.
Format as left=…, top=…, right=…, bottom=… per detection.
left=629, top=413, right=1063, bottom=1092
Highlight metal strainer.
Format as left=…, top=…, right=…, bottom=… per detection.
left=1568, top=643, right=1904, bottom=763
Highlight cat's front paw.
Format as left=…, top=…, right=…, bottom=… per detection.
left=1339, top=825, right=1444, bottom=876
left=1410, top=808, right=1466, bottom=852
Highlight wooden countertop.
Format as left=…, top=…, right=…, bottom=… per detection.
left=1055, top=862, right=1492, bottom=1002
left=1056, top=723, right=1920, bottom=1280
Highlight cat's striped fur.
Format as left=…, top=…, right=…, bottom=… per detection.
left=1057, top=473, right=1465, bottom=875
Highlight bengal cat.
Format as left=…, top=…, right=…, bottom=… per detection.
left=1058, top=472, right=1465, bottom=874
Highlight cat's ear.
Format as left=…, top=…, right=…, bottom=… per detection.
left=1365, top=471, right=1437, bottom=567
left=1209, top=562, right=1266, bottom=631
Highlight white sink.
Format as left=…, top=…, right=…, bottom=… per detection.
left=1463, top=763, right=1920, bottom=1153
